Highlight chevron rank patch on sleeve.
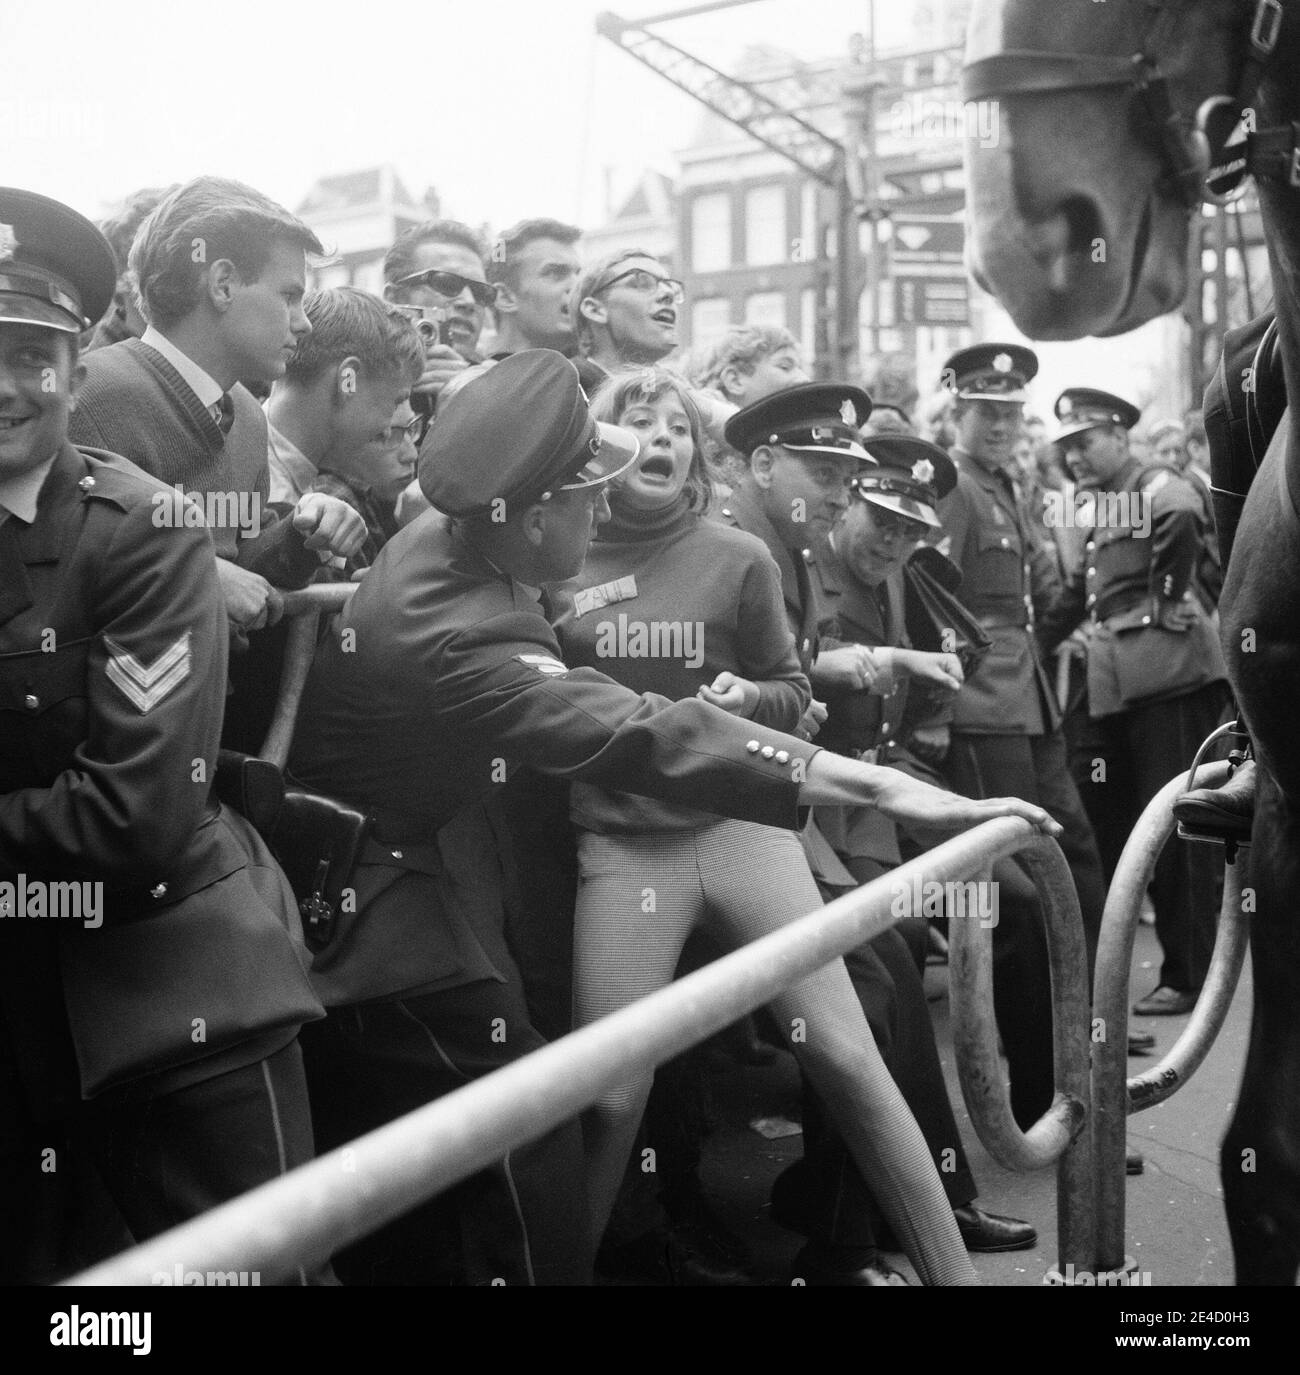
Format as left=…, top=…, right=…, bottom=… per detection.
left=104, top=631, right=193, bottom=712
left=515, top=653, right=569, bottom=677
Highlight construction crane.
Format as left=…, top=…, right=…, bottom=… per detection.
left=594, top=2, right=869, bottom=379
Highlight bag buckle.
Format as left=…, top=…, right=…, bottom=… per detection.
left=299, top=859, right=335, bottom=944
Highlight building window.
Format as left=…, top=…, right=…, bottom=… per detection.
left=691, top=297, right=731, bottom=345
left=691, top=192, right=731, bottom=273
left=744, top=292, right=786, bottom=329
left=745, top=185, right=786, bottom=266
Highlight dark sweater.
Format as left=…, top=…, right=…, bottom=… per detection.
left=556, top=495, right=809, bottom=833
left=69, top=338, right=317, bottom=587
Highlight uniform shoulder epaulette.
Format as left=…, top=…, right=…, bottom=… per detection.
left=74, top=448, right=176, bottom=511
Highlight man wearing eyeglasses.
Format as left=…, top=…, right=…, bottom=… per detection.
left=382, top=219, right=494, bottom=406
left=572, top=248, right=685, bottom=375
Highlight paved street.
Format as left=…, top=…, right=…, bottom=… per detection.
left=698, top=914, right=1250, bottom=1287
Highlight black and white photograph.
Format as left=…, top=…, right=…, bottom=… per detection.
left=0, top=0, right=1294, bottom=1347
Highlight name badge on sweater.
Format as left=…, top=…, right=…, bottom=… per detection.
left=572, top=575, right=638, bottom=619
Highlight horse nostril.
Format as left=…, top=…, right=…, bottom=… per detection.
left=1058, top=194, right=1103, bottom=258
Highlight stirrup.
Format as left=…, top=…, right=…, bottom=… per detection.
left=1172, top=722, right=1253, bottom=861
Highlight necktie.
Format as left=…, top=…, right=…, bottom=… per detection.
left=210, top=392, right=235, bottom=438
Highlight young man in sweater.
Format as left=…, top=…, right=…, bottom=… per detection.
left=68, top=177, right=365, bottom=642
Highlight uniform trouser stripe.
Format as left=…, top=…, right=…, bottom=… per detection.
left=396, top=1000, right=537, bottom=1286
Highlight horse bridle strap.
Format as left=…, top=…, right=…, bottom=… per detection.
left=961, top=0, right=1293, bottom=203
left=961, top=51, right=1147, bottom=100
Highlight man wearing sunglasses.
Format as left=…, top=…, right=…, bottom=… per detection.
left=382, top=219, right=493, bottom=406
left=572, top=248, right=685, bottom=375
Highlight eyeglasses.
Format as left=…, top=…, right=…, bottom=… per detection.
left=592, top=268, right=685, bottom=306
left=389, top=414, right=429, bottom=446
left=393, top=269, right=497, bottom=306
left=866, top=505, right=929, bottom=541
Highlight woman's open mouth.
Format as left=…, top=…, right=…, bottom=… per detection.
left=638, top=455, right=675, bottom=481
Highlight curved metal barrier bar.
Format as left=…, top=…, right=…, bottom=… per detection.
left=1092, top=759, right=1243, bottom=1272
left=66, top=815, right=1072, bottom=1288
left=258, top=583, right=355, bottom=769
left=1126, top=863, right=1249, bottom=1116
left=948, top=835, right=1093, bottom=1275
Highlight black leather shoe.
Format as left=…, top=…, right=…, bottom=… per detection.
left=1127, top=1149, right=1144, bottom=1176
left=791, top=1242, right=909, bottom=1286
left=1133, top=985, right=1198, bottom=1016
left=952, top=1204, right=1037, bottom=1253
left=1173, top=759, right=1255, bottom=845
left=1128, top=1029, right=1156, bottom=1054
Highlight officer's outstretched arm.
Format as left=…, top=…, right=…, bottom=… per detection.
left=796, top=750, right=1063, bottom=837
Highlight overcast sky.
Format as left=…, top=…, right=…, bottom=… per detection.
left=2, top=0, right=900, bottom=231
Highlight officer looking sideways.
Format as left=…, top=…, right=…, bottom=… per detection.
left=0, top=188, right=325, bottom=1283
left=1039, top=388, right=1230, bottom=1020
left=287, top=348, right=1059, bottom=1286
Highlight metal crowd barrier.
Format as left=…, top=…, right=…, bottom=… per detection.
left=66, top=816, right=1092, bottom=1287
left=1091, top=756, right=1248, bottom=1274
left=259, top=583, right=356, bottom=767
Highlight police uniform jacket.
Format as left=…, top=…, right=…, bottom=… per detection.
left=939, top=450, right=1063, bottom=734
left=713, top=484, right=830, bottom=674
left=0, top=445, right=321, bottom=1108
left=288, top=511, right=819, bottom=1006
left=813, top=539, right=913, bottom=767
left=1037, top=460, right=1228, bottom=718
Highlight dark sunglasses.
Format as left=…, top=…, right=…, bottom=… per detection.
left=592, top=267, right=685, bottom=306
left=393, top=268, right=497, bottom=306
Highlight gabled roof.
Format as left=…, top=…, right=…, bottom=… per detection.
left=609, top=170, right=675, bottom=223
left=297, top=165, right=418, bottom=215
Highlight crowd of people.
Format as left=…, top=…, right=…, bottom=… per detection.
left=0, top=172, right=1225, bottom=1286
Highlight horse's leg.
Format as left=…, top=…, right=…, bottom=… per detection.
left=1219, top=422, right=1300, bottom=1285
left=1220, top=767, right=1300, bottom=1285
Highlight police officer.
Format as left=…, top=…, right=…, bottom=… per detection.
left=0, top=188, right=325, bottom=1283
left=719, top=393, right=1037, bottom=1277
left=815, top=434, right=965, bottom=794
left=1040, top=389, right=1231, bottom=1017
left=287, top=353, right=1059, bottom=1286
left=937, top=346, right=1117, bottom=1120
